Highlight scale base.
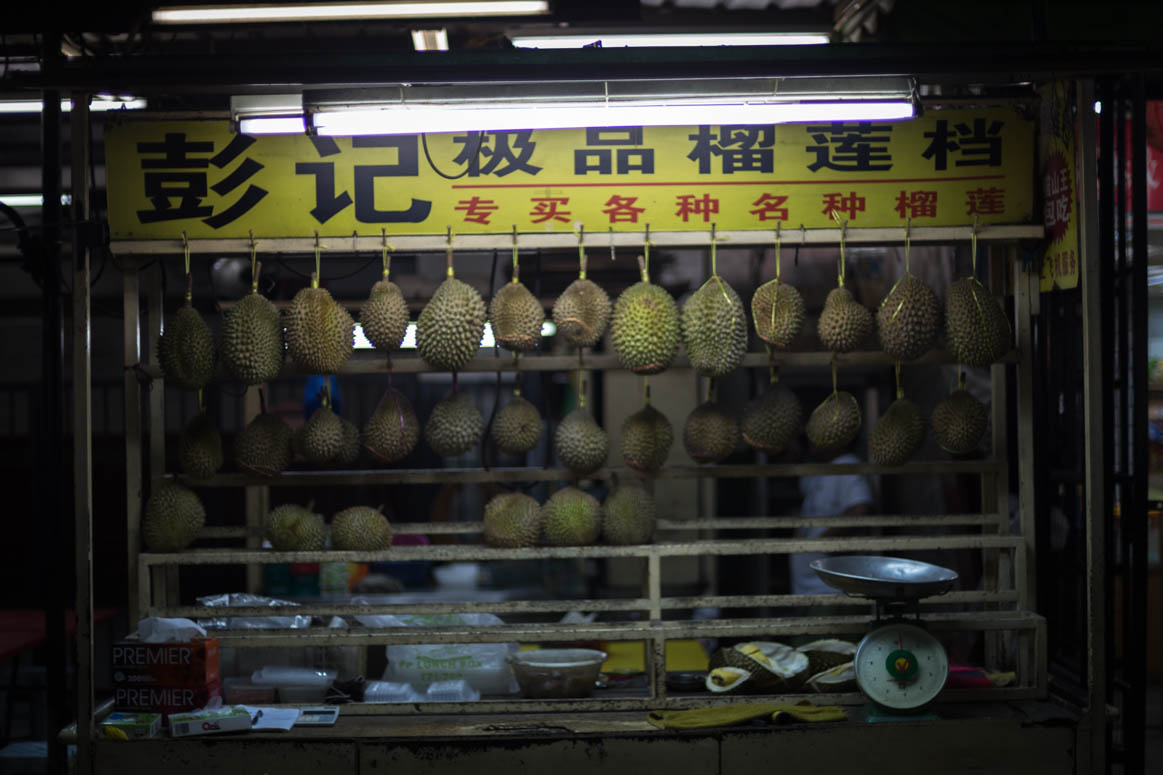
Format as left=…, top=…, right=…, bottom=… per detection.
left=857, top=704, right=940, bottom=724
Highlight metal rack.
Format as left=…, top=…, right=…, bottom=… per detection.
left=115, top=223, right=1046, bottom=712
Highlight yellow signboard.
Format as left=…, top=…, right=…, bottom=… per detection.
left=105, top=108, right=1033, bottom=240
left=1038, top=82, right=1081, bottom=291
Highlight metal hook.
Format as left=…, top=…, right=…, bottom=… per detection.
left=446, top=224, right=452, bottom=245
left=710, top=222, right=717, bottom=245
left=609, top=226, right=616, bottom=262
left=577, top=222, right=584, bottom=247
left=512, top=224, right=519, bottom=246
left=248, top=228, right=255, bottom=251
left=181, top=230, right=188, bottom=249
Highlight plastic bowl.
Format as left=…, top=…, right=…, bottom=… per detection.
left=509, top=649, right=607, bottom=699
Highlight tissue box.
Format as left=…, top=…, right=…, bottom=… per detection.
left=100, top=712, right=162, bottom=740
left=111, top=639, right=219, bottom=687
left=114, top=679, right=222, bottom=718
left=168, top=707, right=252, bottom=738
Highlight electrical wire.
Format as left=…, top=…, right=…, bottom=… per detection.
left=275, top=254, right=378, bottom=283
left=420, top=131, right=485, bottom=181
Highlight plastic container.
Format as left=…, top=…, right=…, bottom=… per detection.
left=363, top=681, right=423, bottom=703
left=251, top=666, right=336, bottom=687
left=222, top=676, right=276, bottom=705
left=277, top=685, right=328, bottom=704
left=424, top=680, right=480, bottom=702
left=508, top=649, right=607, bottom=699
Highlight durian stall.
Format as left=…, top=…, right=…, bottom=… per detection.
left=64, top=75, right=1100, bottom=774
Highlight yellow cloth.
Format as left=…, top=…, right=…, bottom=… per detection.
left=647, top=701, right=846, bottom=730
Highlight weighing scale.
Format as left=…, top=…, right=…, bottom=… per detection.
left=810, top=555, right=958, bottom=719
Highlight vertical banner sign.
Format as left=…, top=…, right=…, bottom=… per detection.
left=104, top=108, right=1034, bottom=240
left=1038, top=81, right=1081, bottom=291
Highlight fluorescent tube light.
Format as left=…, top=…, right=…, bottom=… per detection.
left=239, top=116, right=307, bottom=134
left=312, top=100, right=915, bottom=136
left=412, top=29, right=450, bottom=51
left=0, top=194, right=73, bottom=208
left=153, top=1, right=549, bottom=24
left=0, top=97, right=146, bottom=114
left=510, top=31, right=830, bottom=48
left=355, top=320, right=554, bottom=349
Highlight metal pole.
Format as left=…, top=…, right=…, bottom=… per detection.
left=123, top=259, right=142, bottom=624
left=70, top=93, right=94, bottom=775
left=38, top=33, right=68, bottom=775
left=1079, top=78, right=1110, bottom=775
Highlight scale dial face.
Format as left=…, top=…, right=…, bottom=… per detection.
left=854, top=622, right=948, bottom=711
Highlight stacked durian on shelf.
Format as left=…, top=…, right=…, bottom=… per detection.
left=146, top=225, right=1010, bottom=555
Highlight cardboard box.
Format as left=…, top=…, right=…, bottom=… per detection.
left=111, top=639, right=219, bottom=687
left=168, top=707, right=252, bottom=738
left=113, top=679, right=222, bottom=718
left=100, top=712, right=162, bottom=740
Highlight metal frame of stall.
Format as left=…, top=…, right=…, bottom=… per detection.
left=61, top=82, right=1111, bottom=775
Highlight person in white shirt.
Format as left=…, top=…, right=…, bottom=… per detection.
left=789, top=451, right=874, bottom=596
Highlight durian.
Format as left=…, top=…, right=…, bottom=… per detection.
left=751, top=279, right=805, bottom=348
left=416, top=277, right=486, bottom=371
left=931, top=389, right=989, bottom=454
left=796, top=639, right=857, bottom=677
left=681, top=275, right=747, bottom=378
left=335, top=417, right=361, bottom=467
left=705, top=666, right=752, bottom=694
left=491, top=394, right=542, bottom=455
left=552, top=277, right=611, bottom=348
left=178, top=413, right=223, bottom=480
left=868, top=397, right=925, bottom=466
left=714, top=642, right=809, bottom=692
left=541, top=486, right=602, bottom=546
left=611, top=280, right=681, bottom=375
left=620, top=403, right=673, bottom=472
left=806, top=662, right=857, bottom=693
left=359, top=279, right=409, bottom=351
left=805, top=391, right=861, bottom=450
left=331, top=506, right=392, bottom=551
left=877, top=274, right=941, bottom=361
left=361, top=388, right=420, bottom=463
left=265, top=503, right=326, bottom=551
left=424, top=391, right=484, bottom=457
left=142, top=482, right=205, bottom=552
left=554, top=406, right=608, bottom=475
left=741, top=383, right=803, bottom=455
left=157, top=280, right=216, bottom=391
left=299, top=404, right=346, bottom=465
left=220, top=281, right=283, bottom=385
left=234, top=412, right=294, bottom=476
left=945, top=277, right=1011, bottom=368
left=683, top=401, right=739, bottom=464
left=602, top=480, right=656, bottom=545
left=482, top=492, right=542, bottom=548
left=285, top=274, right=354, bottom=374
left=818, top=287, right=874, bottom=353
left=489, top=280, right=544, bottom=352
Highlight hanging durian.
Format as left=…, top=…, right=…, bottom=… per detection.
left=611, top=254, right=681, bottom=375
left=178, top=409, right=223, bottom=480
left=741, top=371, right=803, bottom=455
left=932, top=373, right=989, bottom=454
left=424, top=389, right=484, bottom=457
left=876, top=240, right=941, bottom=361
left=235, top=407, right=294, bottom=477
left=867, top=367, right=925, bottom=465
left=492, top=375, right=543, bottom=455
left=489, top=242, right=545, bottom=352
left=285, top=263, right=354, bottom=374
left=620, top=381, right=673, bottom=473
left=221, top=258, right=283, bottom=385
left=359, top=247, right=409, bottom=352
left=362, top=386, right=420, bottom=463
left=751, top=232, right=805, bottom=348
left=817, top=230, right=873, bottom=353
left=158, top=273, right=216, bottom=392
left=805, top=362, right=861, bottom=450
left=554, top=383, right=607, bottom=476
left=681, top=237, right=746, bottom=378
left=416, top=243, right=486, bottom=371
left=552, top=240, right=611, bottom=348
left=683, top=383, right=739, bottom=465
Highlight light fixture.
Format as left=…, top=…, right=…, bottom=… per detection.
left=0, top=96, right=146, bottom=114
left=412, top=29, right=450, bottom=51
left=508, top=29, right=831, bottom=49
left=0, top=194, right=73, bottom=208
left=152, top=1, right=549, bottom=25
left=355, top=320, right=555, bottom=349
left=291, top=77, right=915, bottom=136
left=232, top=94, right=306, bottom=134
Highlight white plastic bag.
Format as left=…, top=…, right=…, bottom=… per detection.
left=355, top=612, right=519, bottom=695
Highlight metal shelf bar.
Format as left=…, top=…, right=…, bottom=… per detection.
left=141, top=534, right=1023, bottom=566
left=138, top=348, right=1020, bottom=379
left=109, top=225, right=1045, bottom=256
left=173, top=460, right=1004, bottom=488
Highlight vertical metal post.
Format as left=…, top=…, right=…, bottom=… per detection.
left=1078, top=78, right=1109, bottom=775
left=70, top=93, right=94, bottom=775
left=39, top=48, right=68, bottom=775
left=243, top=386, right=264, bottom=593
left=646, top=552, right=664, bottom=702
left=1014, top=246, right=1038, bottom=612
left=1126, top=74, right=1149, bottom=775
left=147, top=264, right=168, bottom=611
left=123, top=259, right=143, bottom=623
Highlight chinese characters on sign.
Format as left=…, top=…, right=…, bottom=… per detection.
left=105, top=108, right=1033, bottom=239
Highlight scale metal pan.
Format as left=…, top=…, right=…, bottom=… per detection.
left=810, top=555, right=958, bottom=601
